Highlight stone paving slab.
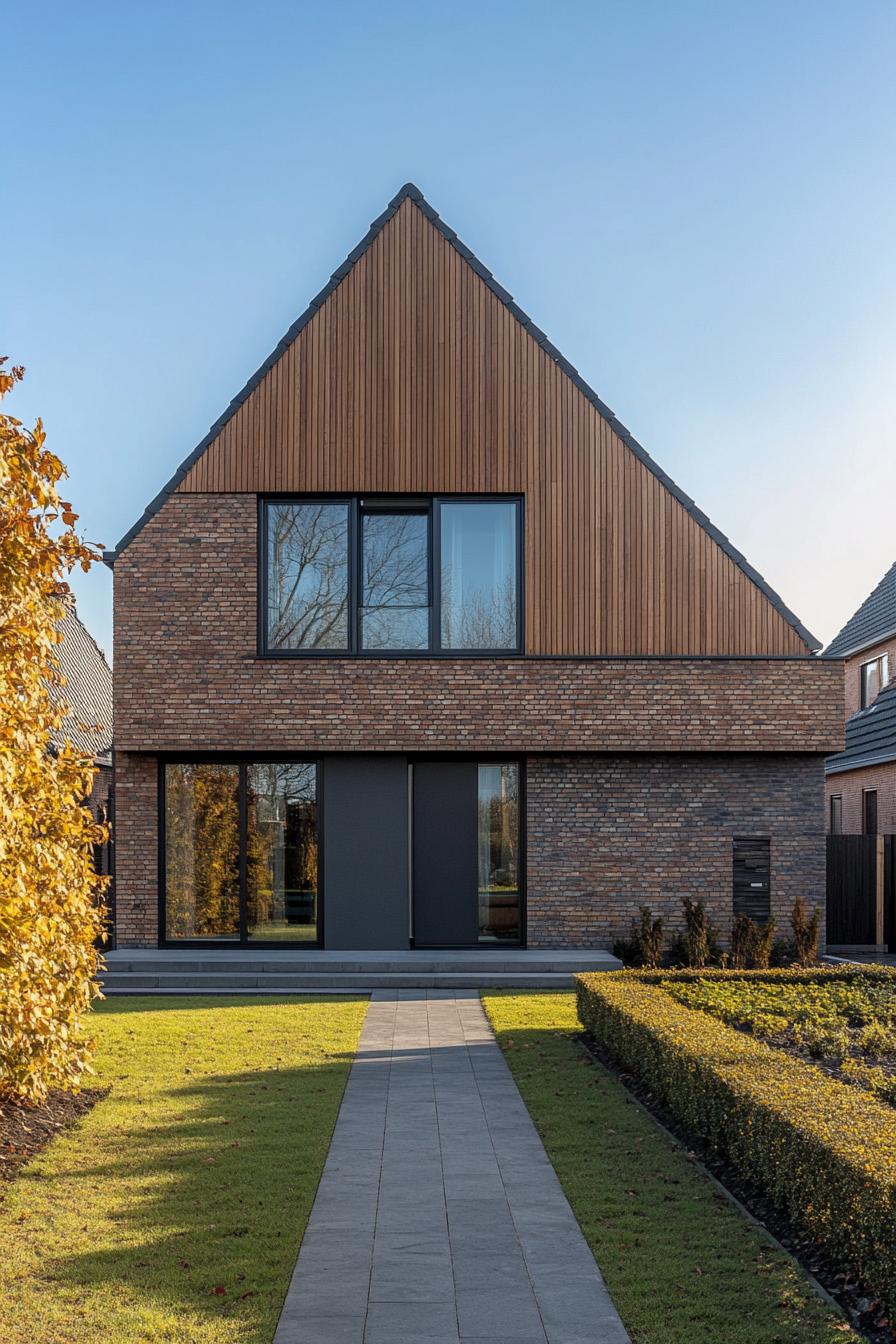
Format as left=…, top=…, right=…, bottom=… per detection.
left=273, top=991, right=630, bottom=1344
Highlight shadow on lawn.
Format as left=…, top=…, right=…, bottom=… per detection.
left=29, top=1047, right=358, bottom=1337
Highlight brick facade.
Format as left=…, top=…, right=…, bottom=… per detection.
left=116, top=749, right=827, bottom=948
left=114, top=494, right=841, bottom=757
left=109, top=491, right=842, bottom=949
left=824, top=637, right=896, bottom=835
left=527, top=753, right=825, bottom=948
left=826, top=762, right=896, bottom=836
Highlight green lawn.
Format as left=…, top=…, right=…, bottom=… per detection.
left=0, top=995, right=367, bottom=1344
left=482, top=990, right=858, bottom=1344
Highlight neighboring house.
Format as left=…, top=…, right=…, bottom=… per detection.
left=824, top=562, right=896, bottom=834
left=104, top=184, right=841, bottom=952
left=52, top=596, right=113, bottom=837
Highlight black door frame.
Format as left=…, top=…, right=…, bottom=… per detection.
left=409, top=754, right=526, bottom=949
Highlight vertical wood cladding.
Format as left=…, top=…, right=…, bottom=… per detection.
left=175, top=198, right=807, bottom=657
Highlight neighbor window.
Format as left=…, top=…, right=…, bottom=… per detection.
left=263, top=496, right=520, bottom=654
left=829, top=794, right=843, bottom=835
left=860, top=654, right=889, bottom=709
left=864, top=789, right=878, bottom=835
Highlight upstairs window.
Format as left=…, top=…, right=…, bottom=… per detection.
left=860, top=653, right=889, bottom=709
left=263, top=496, right=521, bottom=655
left=266, top=501, right=350, bottom=651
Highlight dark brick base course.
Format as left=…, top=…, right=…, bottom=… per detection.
left=526, top=753, right=826, bottom=948
left=113, top=750, right=825, bottom=950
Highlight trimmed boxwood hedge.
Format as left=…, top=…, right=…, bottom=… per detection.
left=576, top=966, right=896, bottom=1314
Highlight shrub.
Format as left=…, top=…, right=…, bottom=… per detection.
left=730, top=915, right=755, bottom=969
left=0, top=361, right=106, bottom=1103
left=791, top=896, right=821, bottom=966
left=612, top=935, right=639, bottom=967
left=753, top=918, right=776, bottom=970
left=680, top=897, right=718, bottom=968
left=577, top=966, right=896, bottom=1317
left=634, top=906, right=664, bottom=968
left=731, top=915, right=777, bottom=969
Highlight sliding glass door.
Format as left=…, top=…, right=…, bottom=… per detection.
left=163, top=761, right=319, bottom=944
left=246, top=763, right=318, bottom=941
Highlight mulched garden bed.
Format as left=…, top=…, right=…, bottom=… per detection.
left=0, top=1087, right=107, bottom=1184
left=579, top=1032, right=893, bottom=1343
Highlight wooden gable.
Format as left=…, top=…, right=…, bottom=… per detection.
left=142, top=189, right=814, bottom=657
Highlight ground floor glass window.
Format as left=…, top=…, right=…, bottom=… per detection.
left=164, top=764, right=240, bottom=940
left=477, top=762, right=520, bottom=942
left=247, top=763, right=318, bottom=941
left=164, top=761, right=318, bottom=943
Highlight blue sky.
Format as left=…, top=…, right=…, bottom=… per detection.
left=6, top=1, right=896, bottom=657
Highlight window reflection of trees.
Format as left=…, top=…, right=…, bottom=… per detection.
left=267, top=504, right=349, bottom=650
left=165, top=764, right=240, bottom=938
left=442, top=575, right=517, bottom=650
left=247, top=763, right=317, bottom=938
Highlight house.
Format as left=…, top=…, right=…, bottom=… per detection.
left=824, top=562, right=896, bottom=834
left=52, top=597, right=113, bottom=815
left=104, top=184, right=842, bottom=956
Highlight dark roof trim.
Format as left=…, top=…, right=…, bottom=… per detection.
left=823, top=625, right=896, bottom=662
left=823, top=561, right=896, bottom=658
left=826, top=750, right=896, bottom=775
left=105, top=183, right=820, bottom=652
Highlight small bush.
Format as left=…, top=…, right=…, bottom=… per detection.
left=730, top=915, right=755, bottom=969
left=753, top=918, right=776, bottom=969
left=791, top=896, right=821, bottom=966
left=680, top=897, right=718, bottom=968
left=612, top=935, right=639, bottom=967
left=635, top=906, right=664, bottom=969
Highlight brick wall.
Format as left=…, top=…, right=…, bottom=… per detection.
left=825, top=762, right=896, bottom=835
left=116, top=748, right=824, bottom=948
left=113, top=493, right=842, bottom=756
left=526, top=753, right=826, bottom=949
left=113, top=752, right=158, bottom=946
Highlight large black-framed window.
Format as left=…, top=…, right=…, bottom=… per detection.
left=261, top=495, right=522, bottom=656
left=162, top=760, right=321, bottom=945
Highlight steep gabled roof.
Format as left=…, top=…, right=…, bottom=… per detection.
left=106, top=183, right=820, bottom=652
left=823, top=561, right=896, bottom=658
left=826, top=680, right=896, bottom=775
left=51, top=600, right=113, bottom=761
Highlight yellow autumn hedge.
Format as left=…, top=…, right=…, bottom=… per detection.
left=0, top=360, right=106, bottom=1103
left=577, top=968, right=896, bottom=1313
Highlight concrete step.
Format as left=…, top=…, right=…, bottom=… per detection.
left=103, top=951, right=621, bottom=977
left=99, top=969, right=611, bottom=992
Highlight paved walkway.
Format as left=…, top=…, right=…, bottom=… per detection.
left=274, top=990, right=630, bottom=1344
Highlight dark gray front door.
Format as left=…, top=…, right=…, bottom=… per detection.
left=322, top=756, right=409, bottom=950
left=412, top=761, right=479, bottom=946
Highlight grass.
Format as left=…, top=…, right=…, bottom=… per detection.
left=0, top=995, right=367, bottom=1344
left=482, top=990, right=859, bottom=1344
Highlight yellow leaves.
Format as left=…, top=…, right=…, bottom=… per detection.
left=0, top=362, right=105, bottom=1105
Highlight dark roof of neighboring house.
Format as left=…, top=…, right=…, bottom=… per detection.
left=50, top=601, right=113, bottom=762
left=104, top=183, right=820, bottom=653
left=823, top=561, right=896, bottom=658
left=826, top=680, right=896, bottom=775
